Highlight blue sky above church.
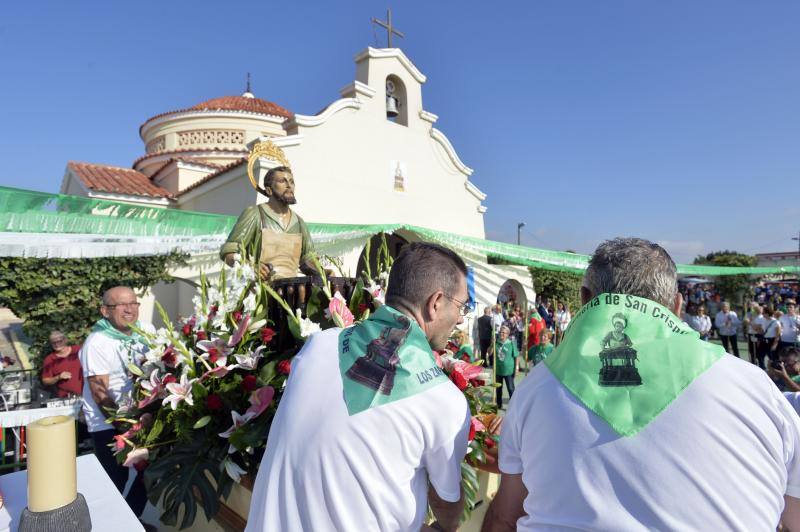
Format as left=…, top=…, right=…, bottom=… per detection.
left=1, top=0, right=798, bottom=263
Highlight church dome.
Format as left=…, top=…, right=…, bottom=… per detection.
left=189, top=95, right=292, bottom=119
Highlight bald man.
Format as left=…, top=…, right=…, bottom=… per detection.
left=79, top=286, right=155, bottom=523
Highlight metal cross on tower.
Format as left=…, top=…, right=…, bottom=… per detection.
left=371, top=8, right=405, bottom=48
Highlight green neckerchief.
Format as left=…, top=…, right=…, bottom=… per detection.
left=338, top=305, right=446, bottom=416
left=530, top=312, right=542, bottom=322
left=545, top=293, right=724, bottom=437
left=91, top=319, right=143, bottom=346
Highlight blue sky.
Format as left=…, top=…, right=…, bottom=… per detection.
left=1, top=1, right=798, bottom=263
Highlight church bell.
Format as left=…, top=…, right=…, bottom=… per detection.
left=386, top=95, right=399, bottom=118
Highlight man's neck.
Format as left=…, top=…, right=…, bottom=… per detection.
left=111, top=322, right=133, bottom=335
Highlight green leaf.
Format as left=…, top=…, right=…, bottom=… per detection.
left=193, top=415, right=211, bottom=429
left=259, top=360, right=277, bottom=383
left=145, top=418, right=164, bottom=446
left=127, top=363, right=144, bottom=377
left=144, top=438, right=225, bottom=529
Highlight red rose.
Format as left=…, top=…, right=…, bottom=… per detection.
left=133, top=460, right=149, bottom=472
left=196, top=330, right=207, bottom=341
left=358, top=303, right=369, bottom=313
left=277, top=359, right=291, bottom=376
left=182, top=324, right=192, bottom=336
left=450, top=371, right=468, bottom=391
left=260, top=328, right=276, bottom=344
left=162, top=374, right=177, bottom=385
left=207, top=347, right=219, bottom=364
left=468, top=422, right=476, bottom=442
left=206, top=394, right=223, bottom=411
left=210, top=305, right=219, bottom=313
left=484, top=437, right=495, bottom=449
left=233, top=311, right=242, bottom=322
left=161, top=346, right=177, bottom=367
left=469, top=378, right=485, bottom=388
left=241, top=375, right=258, bottom=392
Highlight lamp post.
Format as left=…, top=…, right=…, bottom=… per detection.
left=517, top=222, right=525, bottom=246
left=793, top=232, right=800, bottom=279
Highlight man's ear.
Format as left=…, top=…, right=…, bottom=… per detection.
left=100, top=305, right=110, bottom=319
left=424, top=290, right=444, bottom=321
left=672, top=292, right=683, bottom=317
left=580, top=286, right=593, bottom=306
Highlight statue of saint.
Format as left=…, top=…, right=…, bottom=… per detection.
left=220, top=141, right=318, bottom=280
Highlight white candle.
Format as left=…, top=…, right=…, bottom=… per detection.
left=26, top=415, right=76, bottom=512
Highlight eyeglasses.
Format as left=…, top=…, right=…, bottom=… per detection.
left=103, top=302, right=140, bottom=309
left=444, top=294, right=471, bottom=316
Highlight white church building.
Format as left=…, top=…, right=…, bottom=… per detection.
left=59, top=47, right=535, bottom=326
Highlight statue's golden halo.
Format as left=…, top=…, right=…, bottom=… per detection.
left=246, top=140, right=292, bottom=194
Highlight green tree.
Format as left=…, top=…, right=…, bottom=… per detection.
left=0, top=252, right=187, bottom=361
left=529, top=267, right=583, bottom=314
left=692, top=251, right=758, bottom=308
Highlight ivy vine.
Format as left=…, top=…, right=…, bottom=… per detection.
left=0, top=252, right=188, bottom=361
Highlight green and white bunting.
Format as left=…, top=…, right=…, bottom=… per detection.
left=545, top=293, right=725, bottom=436
left=1, top=185, right=797, bottom=276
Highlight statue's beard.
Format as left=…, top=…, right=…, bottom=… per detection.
left=275, top=191, right=296, bottom=205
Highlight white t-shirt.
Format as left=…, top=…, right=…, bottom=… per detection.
left=781, top=314, right=800, bottom=343
left=749, top=314, right=767, bottom=335
left=500, top=355, right=800, bottom=531
left=246, top=328, right=470, bottom=532
left=765, top=317, right=781, bottom=339
left=79, top=323, right=154, bottom=433
left=556, top=310, right=571, bottom=330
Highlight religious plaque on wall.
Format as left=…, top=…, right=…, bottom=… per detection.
left=389, top=160, right=407, bottom=193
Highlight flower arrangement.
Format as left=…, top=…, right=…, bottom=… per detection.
left=109, top=246, right=497, bottom=528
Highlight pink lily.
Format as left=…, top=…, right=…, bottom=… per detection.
left=233, top=346, right=265, bottom=371
left=328, top=292, right=354, bottom=328
left=162, top=374, right=198, bottom=410
left=469, top=416, right=486, bottom=442
left=138, top=370, right=166, bottom=408
left=200, top=364, right=236, bottom=381
left=219, top=410, right=256, bottom=439
left=197, top=338, right=233, bottom=367
left=227, top=314, right=252, bottom=347
left=245, top=386, right=275, bottom=418
left=122, top=447, right=149, bottom=468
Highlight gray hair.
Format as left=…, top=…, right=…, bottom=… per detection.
left=584, top=238, right=677, bottom=307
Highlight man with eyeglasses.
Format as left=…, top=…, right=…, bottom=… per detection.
left=247, top=242, right=471, bottom=532
left=79, top=286, right=155, bottom=528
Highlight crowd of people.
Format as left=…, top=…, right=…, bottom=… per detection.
left=679, top=283, right=800, bottom=379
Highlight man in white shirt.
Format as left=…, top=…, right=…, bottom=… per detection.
left=715, top=301, right=741, bottom=357
left=483, top=237, right=800, bottom=531
left=80, top=286, right=155, bottom=522
left=492, top=304, right=505, bottom=334
left=780, top=300, right=800, bottom=351
left=246, top=242, right=471, bottom=532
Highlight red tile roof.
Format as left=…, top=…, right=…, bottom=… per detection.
left=68, top=161, right=174, bottom=199
left=140, top=95, right=292, bottom=133
left=179, top=159, right=247, bottom=196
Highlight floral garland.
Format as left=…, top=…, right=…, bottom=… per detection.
left=109, top=255, right=498, bottom=529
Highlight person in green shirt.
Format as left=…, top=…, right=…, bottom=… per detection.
left=493, top=325, right=519, bottom=408
left=220, top=166, right=318, bottom=280
left=453, top=330, right=476, bottom=363
left=533, top=329, right=555, bottom=366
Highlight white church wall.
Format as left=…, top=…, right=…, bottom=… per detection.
left=179, top=173, right=256, bottom=216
